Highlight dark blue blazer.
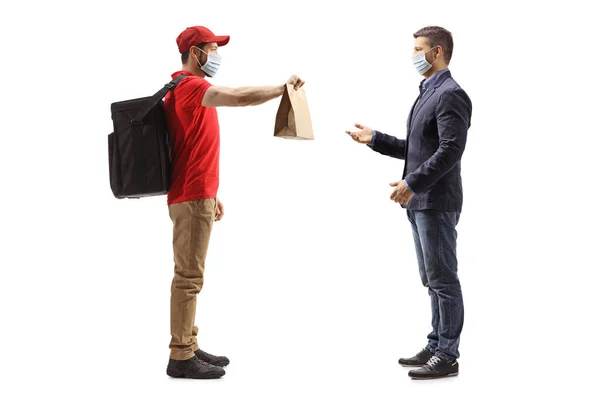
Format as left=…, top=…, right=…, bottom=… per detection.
left=370, top=69, right=472, bottom=212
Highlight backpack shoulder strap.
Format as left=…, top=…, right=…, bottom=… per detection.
left=131, top=73, right=190, bottom=124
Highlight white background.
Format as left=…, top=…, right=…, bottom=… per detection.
left=1, top=0, right=598, bottom=399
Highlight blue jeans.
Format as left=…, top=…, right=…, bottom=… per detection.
left=407, top=210, right=464, bottom=360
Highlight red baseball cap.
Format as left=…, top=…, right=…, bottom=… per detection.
left=176, top=26, right=230, bottom=54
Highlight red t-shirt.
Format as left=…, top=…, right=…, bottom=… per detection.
left=164, top=71, right=220, bottom=205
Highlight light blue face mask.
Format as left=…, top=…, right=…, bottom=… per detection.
left=197, top=48, right=222, bottom=77
left=411, top=47, right=438, bottom=75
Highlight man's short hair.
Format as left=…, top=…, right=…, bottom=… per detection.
left=413, top=26, right=453, bottom=64
left=181, top=42, right=205, bottom=64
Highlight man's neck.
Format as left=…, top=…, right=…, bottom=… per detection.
left=182, top=64, right=206, bottom=78
left=423, top=68, right=439, bottom=80
left=423, top=65, right=448, bottom=80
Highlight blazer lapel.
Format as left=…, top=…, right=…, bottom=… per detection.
left=410, top=88, right=435, bottom=126
left=407, top=80, right=425, bottom=135
left=406, top=96, right=419, bottom=133
left=407, top=70, right=452, bottom=139
left=407, top=88, right=435, bottom=141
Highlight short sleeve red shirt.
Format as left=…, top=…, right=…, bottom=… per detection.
left=164, top=71, right=220, bottom=205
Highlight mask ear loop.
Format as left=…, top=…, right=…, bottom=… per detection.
left=427, top=45, right=441, bottom=64
left=193, top=47, right=207, bottom=69
left=196, top=47, right=219, bottom=69
left=198, top=47, right=219, bottom=77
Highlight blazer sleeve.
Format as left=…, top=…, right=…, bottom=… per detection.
left=404, top=89, right=471, bottom=194
left=368, top=130, right=406, bottom=160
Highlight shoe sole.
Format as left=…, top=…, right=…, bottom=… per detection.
left=399, top=363, right=426, bottom=367
left=410, top=372, right=459, bottom=380
left=166, top=370, right=225, bottom=379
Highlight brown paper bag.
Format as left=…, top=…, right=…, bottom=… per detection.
left=274, top=84, right=314, bottom=140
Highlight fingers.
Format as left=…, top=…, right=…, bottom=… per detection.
left=345, top=130, right=360, bottom=142
left=390, top=184, right=412, bottom=204
left=391, top=192, right=406, bottom=203
left=214, top=200, right=224, bottom=221
left=354, top=123, right=364, bottom=130
left=391, top=189, right=403, bottom=202
left=289, top=75, right=305, bottom=90
left=390, top=192, right=412, bottom=204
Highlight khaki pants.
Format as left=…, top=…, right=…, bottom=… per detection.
left=168, top=198, right=216, bottom=360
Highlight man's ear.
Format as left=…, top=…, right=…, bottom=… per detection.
left=435, top=46, right=444, bottom=62
left=193, top=48, right=204, bottom=65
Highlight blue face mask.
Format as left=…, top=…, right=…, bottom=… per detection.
left=411, top=47, right=437, bottom=75
left=197, top=48, right=222, bottom=77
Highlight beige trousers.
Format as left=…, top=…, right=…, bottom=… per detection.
left=168, top=198, right=216, bottom=360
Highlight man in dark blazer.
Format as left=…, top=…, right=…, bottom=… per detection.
left=346, top=26, right=472, bottom=380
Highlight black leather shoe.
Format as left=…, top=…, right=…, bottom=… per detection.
left=166, top=355, right=226, bottom=379
left=408, top=355, right=459, bottom=380
left=398, top=348, right=435, bottom=367
left=195, top=349, right=230, bottom=367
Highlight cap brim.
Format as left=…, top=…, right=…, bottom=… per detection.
left=212, top=35, right=230, bottom=46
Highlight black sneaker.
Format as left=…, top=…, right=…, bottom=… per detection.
left=398, top=348, right=435, bottom=367
left=166, top=355, right=226, bottom=379
left=408, top=355, right=459, bottom=380
left=194, top=349, right=230, bottom=367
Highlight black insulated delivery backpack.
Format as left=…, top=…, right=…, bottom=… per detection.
left=108, top=74, right=188, bottom=199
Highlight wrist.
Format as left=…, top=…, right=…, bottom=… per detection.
left=404, top=177, right=416, bottom=194
left=367, top=129, right=376, bottom=147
